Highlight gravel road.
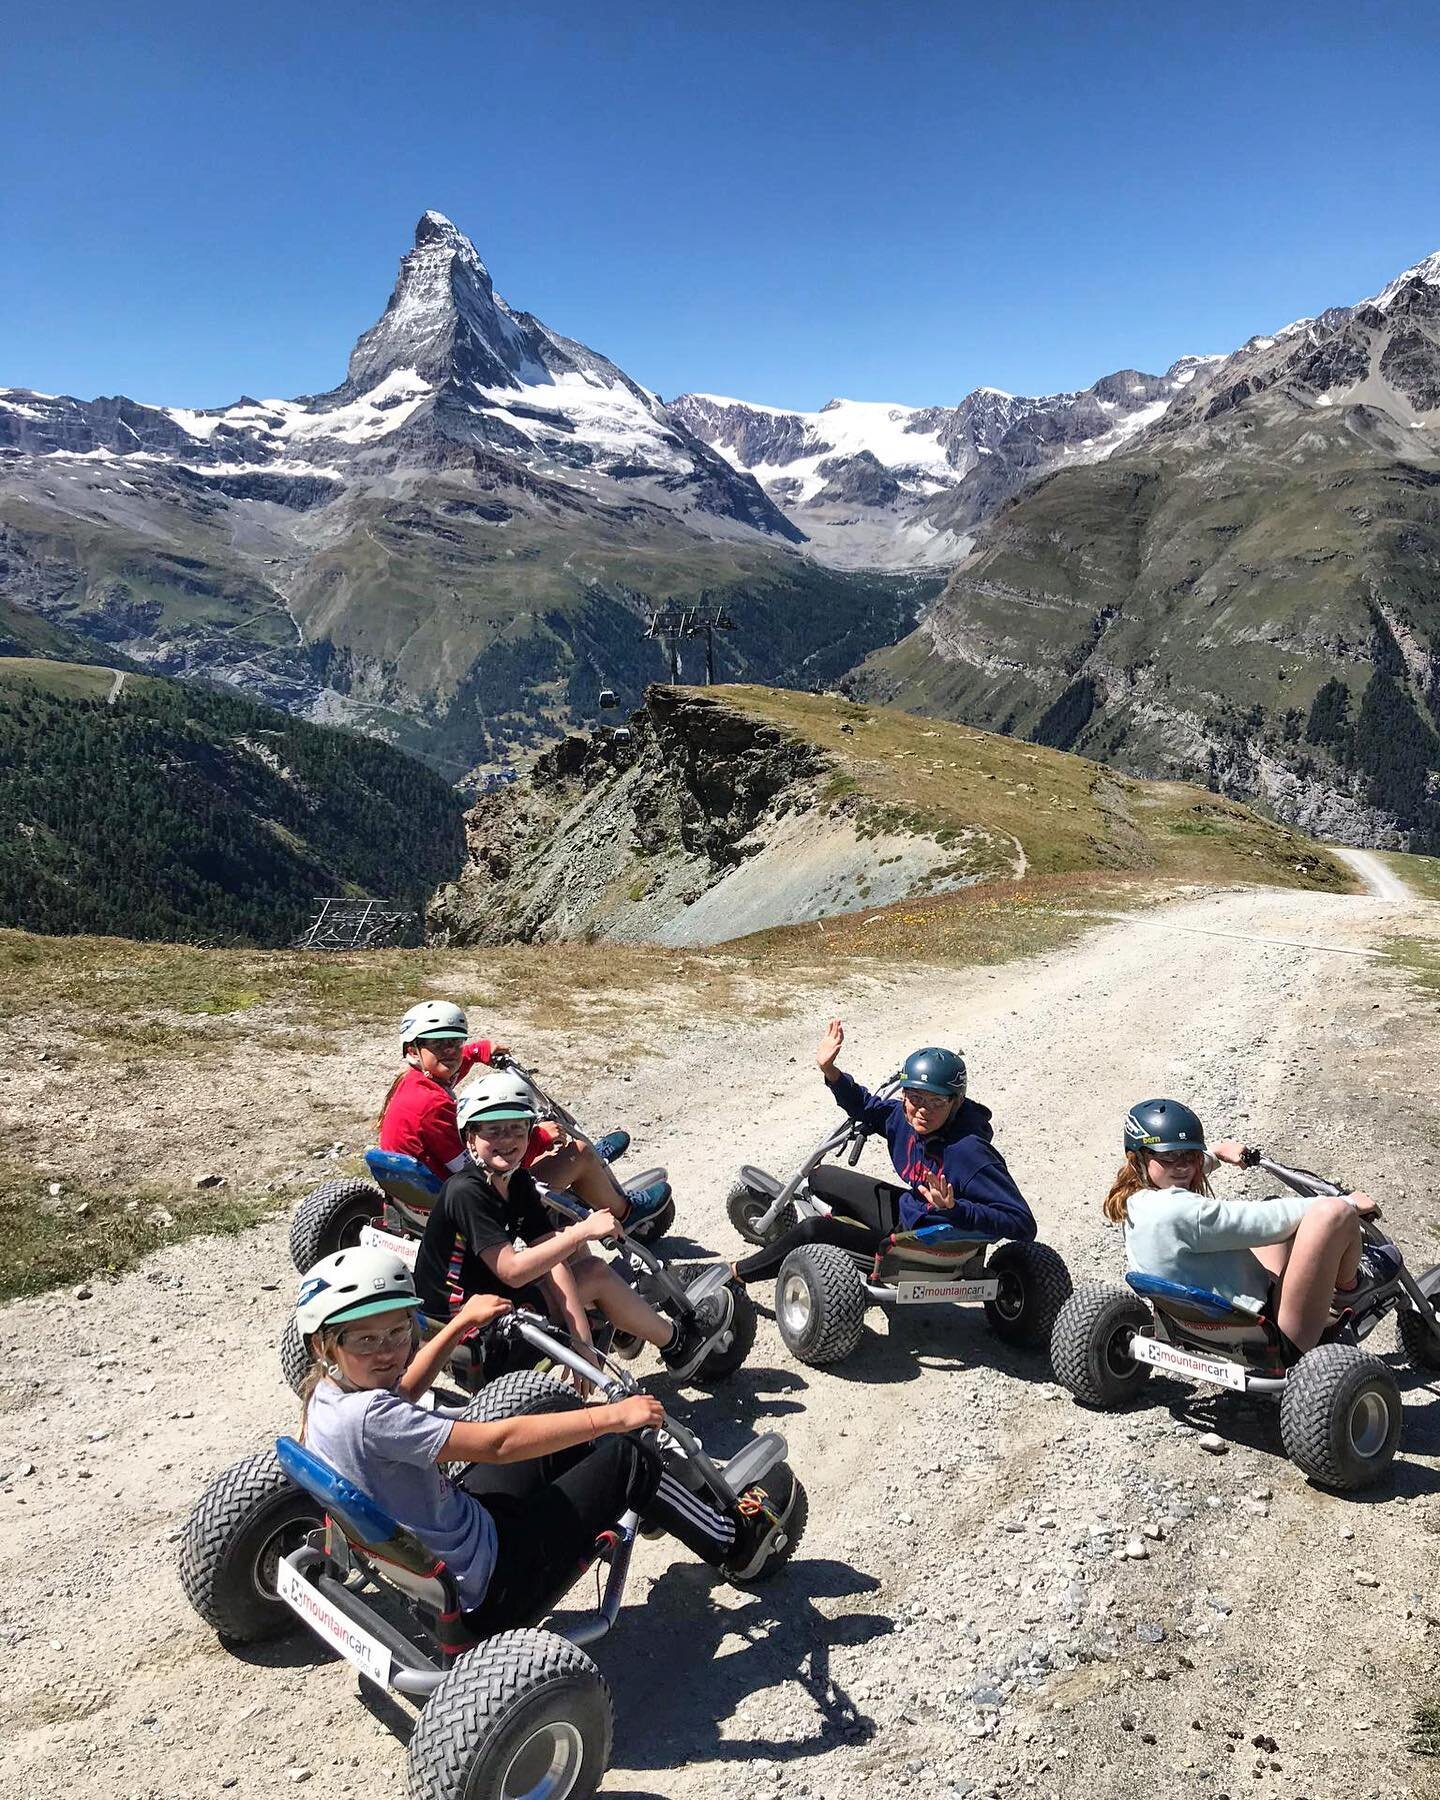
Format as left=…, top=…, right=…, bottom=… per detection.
left=2, top=882, right=1438, bottom=1800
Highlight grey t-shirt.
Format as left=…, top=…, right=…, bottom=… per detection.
left=304, top=1381, right=498, bottom=1611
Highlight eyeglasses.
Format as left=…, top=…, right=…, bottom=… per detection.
left=338, top=1319, right=414, bottom=1356
left=418, top=1038, right=464, bottom=1059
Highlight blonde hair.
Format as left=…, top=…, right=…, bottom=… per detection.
left=1102, top=1148, right=1211, bottom=1225
left=297, top=1314, right=419, bottom=1440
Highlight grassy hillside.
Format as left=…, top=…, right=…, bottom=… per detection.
left=0, top=658, right=465, bottom=945
left=853, top=402, right=1440, bottom=845
left=2, top=461, right=938, bottom=773
left=711, top=685, right=1351, bottom=891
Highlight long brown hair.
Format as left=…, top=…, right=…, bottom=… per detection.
left=377, top=1070, right=408, bottom=1136
left=1102, top=1149, right=1211, bottom=1225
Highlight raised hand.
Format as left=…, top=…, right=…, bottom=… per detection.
left=817, top=1018, right=845, bottom=1075
left=917, top=1170, right=956, bottom=1212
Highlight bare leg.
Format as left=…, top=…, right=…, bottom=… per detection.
left=569, top=1255, right=673, bottom=1348
left=1271, top=1196, right=1363, bottom=1353
left=529, top=1142, right=631, bottom=1217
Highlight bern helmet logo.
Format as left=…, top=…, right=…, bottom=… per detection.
left=297, top=1276, right=329, bottom=1307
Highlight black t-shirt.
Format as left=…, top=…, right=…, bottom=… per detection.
left=414, top=1165, right=556, bottom=1319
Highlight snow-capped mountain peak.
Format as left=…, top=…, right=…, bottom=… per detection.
left=1372, top=247, right=1440, bottom=312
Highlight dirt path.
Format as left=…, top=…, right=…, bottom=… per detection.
left=1331, top=846, right=1412, bottom=903
left=2, top=884, right=1438, bottom=1800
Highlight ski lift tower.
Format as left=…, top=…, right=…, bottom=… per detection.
left=645, top=602, right=736, bottom=685
left=685, top=605, right=736, bottom=684
left=645, top=604, right=689, bottom=682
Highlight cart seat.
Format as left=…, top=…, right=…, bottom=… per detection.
left=364, top=1150, right=443, bottom=1216
left=1125, top=1272, right=1264, bottom=1326
left=276, top=1435, right=440, bottom=1573
left=877, top=1223, right=992, bottom=1279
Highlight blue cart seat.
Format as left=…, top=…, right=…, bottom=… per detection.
left=364, top=1149, right=443, bottom=1211
left=276, top=1435, right=439, bottom=1577
left=1125, top=1271, right=1263, bottom=1326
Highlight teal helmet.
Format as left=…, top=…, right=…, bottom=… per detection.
left=1124, top=1098, right=1206, bottom=1157
left=898, top=1046, right=967, bottom=1100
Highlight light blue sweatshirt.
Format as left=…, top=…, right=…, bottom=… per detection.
left=1124, top=1182, right=1313, bottom=1307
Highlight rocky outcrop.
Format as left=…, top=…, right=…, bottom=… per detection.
left=428, top=686, right=984, bottom=946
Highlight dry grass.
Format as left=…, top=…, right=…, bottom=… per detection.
left=710, top=684, right=1351, bottom=892
left=0, top=1162, right=273, bottom=1303
left=1381, top=850, right=1440, bottom=901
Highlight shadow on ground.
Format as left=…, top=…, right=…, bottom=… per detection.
left=590, top=1554, right=889, bottom=1778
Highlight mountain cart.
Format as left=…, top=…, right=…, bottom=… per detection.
left=182, top=1310, right=804, bottom=1800
left=1050, top=1155, right=1440, bottom=1490
left=728, top=1075, right=1072, bottom=1369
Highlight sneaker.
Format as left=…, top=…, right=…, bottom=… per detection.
left=659, top=1286, right=733, bottom=1380
left=621, top=1180, right=674, bottom=1246
left=594, top=1130, right=631, bottom=1165
left=722, top=1466, right=802, bottom=1583
left=1335, top=1242, right=1404, bottom=1309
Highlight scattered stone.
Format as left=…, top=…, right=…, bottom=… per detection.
left=1197, top=1434, right=1228, bottom=1455
left=47, top=1181, right=63, bottom=1197
left=73, top=1286, right=92, bottom=1301
left=1124, top=1537, right=1149, bottom=1560
left=1354, top=1571, right=1380, bottom=1588
left=1142, top=1521, right=1164, bottom=1541
left=192, top=1172, right=226, bottom=1190
left=1135, top=1621, right=1166, bottom=1644
left=1250, top=1484, right=1273, bottom=1501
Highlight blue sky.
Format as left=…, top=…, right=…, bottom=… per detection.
left=3, top=0, right=1438, bottom=411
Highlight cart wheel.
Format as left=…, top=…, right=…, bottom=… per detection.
left=775, top=1244, right=866, bottom=1366
left=177, top=1451, right=321, bottom=1643
left=726, top=1180, right=796, bottom=1247
left=441, top=1372, right=583, bottom=1478
left=672, top=1262, right=758, bottom=1383
left=1398, top=1302, right=1440, bottom=1371
left=1050, top=1284, right=1155, bottom=1408
left=406, top=1628, right=612, bottom=1800
left=982, top=1240, right=1074, bottom=1348
left=279, top=1315, right=311, bottom=1395
left=1280, top=1343, right=1402, bottom=1491
left=288, top=1178, right=380, bottom=1272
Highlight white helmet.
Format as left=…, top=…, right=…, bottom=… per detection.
left=399, top=999, right=467, bottom=1056
left=457, top=1070, right=541, bottom=1131
left=296, top=1247, right=419, bottom=1340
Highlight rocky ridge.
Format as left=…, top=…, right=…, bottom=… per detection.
left=854, top=249, right=1440, bottom=849
left=428, top=686, right=993, bottom=946
left=669, top=359, right=1220, bottom=571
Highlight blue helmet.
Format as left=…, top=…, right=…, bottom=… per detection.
left=899, top=1046, right=967, bottom=1101
left=1124, top=1098, right=1206, bottom=1157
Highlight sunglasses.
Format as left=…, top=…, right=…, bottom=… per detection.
left=417, top=1038, right=464, bottom=1058
left=338, top=1318, right=414, bottom=1356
